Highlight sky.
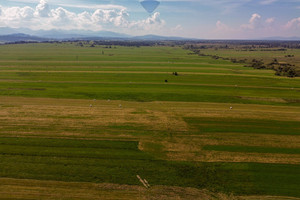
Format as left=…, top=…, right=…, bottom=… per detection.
left=0, top=0, right=299, bottom=39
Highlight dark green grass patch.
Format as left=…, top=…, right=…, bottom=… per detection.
left=203, top=145, right=300, bottom=154
left=0, top=81, right=299, bottom=106
left=1, top=71, right=300, bottom=89
left=184, top=117, right=300, bottom=135
left=0, top=44, right=299, bottom=106
left=0, top=137, right=139, bottom=149
left=0, top=137, right=300, bottom=197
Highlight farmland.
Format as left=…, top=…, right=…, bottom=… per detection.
left=0, top=42, right=300, bottom=199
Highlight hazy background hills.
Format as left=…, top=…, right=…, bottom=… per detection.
left=0, top=27, right=299, bottom=43
left=0, top=27, right=191, bottom=42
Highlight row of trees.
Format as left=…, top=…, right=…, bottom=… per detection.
left=187, top=47, right=299, bottom=78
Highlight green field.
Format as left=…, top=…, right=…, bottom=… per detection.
left=0, top=42, right=299, bottom=199
left=192, top=44, right=300, bottom=77
left=1, top=44, right=299, bottom=105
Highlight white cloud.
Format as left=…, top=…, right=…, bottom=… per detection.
left=0, top=6, right=36, bottom=28
left=241, top=13, right=261, bottom=29
left=249, top=13, right=261, bottom=24
left=0, top=0, right=165, bottom=33
left=285, top=17, right=300, bottom=29
left=211, top=14, right=281, bottom=39
left=35, top=0, right=50, bottom=17
left=77, top=11, right=98, bottom=30
left=130, top=12, right=165, bottom=31
left=20, top=6, right=35, bottom=19
left=51, top=7, right=76, bottom=27
left=91, top=9, right=129, bottom=27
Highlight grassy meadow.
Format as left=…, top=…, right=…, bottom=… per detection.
left=0, top=42, right=299, bottom=199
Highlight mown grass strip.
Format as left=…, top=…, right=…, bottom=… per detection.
left=0, top=137, right=300, bottom=197
left=203, top=145, right=300, bottom=154
left=184, top=117, right=300, bottom=135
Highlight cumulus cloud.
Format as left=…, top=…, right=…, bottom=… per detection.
left=35, top=0, right=50, bottom=17
left=285, top=17, right=300, bottom=29
left=77, top=11, right=97, bottom=30
left=249, top=13, right=261, bottom=24
left=129, top=12, right=165, bottom=31
left=240, top=13, right=277, bottom=31
left=20, top=6, right=35, bottom=20
left=0, top=0, right=165, bottom=32
left=0, top=6, right=36, bottom=28
left=241, top=13, right=262, bottom=29
left=212, top=14, right=281, bottom=39
left=51, top=7, right=76, bottom=27
left=91, top=9, right=129, bottom=27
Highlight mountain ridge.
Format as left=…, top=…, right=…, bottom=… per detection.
left=1, top=27, right=299, bottom=42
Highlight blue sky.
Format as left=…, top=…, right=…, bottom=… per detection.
left=0, top=0, right=299, bottom=39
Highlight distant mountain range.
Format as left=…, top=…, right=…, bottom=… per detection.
left=0, top=27, right=299, bottom=43
left=0, top=33, right=47, bottom=42
left=0, top=27, right=130, bottom=39
left=262, top=36, right=300, bottom=41
left=0, top=27, right=193, bottom=43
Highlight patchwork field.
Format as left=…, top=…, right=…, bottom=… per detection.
left=0, top=42, right=299, bottom=199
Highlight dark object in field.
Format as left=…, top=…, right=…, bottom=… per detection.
left=165, top=80, right=168, bottom=83
left=285, top=55, right=294, bottom=58
left=173, top=72, right=178, bottom=76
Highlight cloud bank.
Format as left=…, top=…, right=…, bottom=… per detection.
left=213, top=13, right=300, bottom=39
left=0, top=0, right=165, bottom=32
left=1, top=0, right=299, bottom=39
